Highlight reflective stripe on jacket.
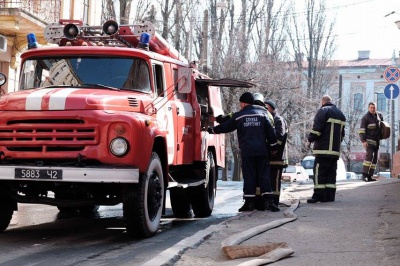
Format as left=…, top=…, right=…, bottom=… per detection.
left=308, top=102, right=346, bottom=159
left=358, top=111, right=383, bottom=147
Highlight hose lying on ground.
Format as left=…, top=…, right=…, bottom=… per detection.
left=221, top=200, right=300, bottom=265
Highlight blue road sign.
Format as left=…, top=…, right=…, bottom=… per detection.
left=384, top=83, right=400, bottom=99
left=384, top=66, right=400, bottom=82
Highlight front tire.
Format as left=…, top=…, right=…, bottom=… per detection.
left=190, top=151, right=216, bottom=217
left=123, top=152, right=164, bottom=238
left=0, top=188, right=15, bottom=232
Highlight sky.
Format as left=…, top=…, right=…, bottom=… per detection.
left=325, top=0, right=400, bottom=60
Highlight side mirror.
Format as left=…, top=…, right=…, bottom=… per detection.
left=0, top=73, right=7, bottom=86
left=177, top=67, right=192, bottom=93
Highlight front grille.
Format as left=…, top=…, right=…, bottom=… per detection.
left=0, top=119, right=98, bottom=152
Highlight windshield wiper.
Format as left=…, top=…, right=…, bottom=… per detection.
left=79, top=83, right=120, bottom=90
left=40, top=85, right=72, bottom=89
left=40, top=84, right=120, bottom=90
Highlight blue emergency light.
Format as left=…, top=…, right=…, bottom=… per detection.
left=27, top=33, right=38, bottom=49
left=137, top=32, right=150, bottom=50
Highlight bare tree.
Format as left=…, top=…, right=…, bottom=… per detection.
left=131, top=0, right=153, bottom=22
left=287, top=0, right=336, bottom=99
left=119, top=0, right=133, bottom=24
left=101, top=0, right=116, bottom=22
left=157, top=0, right=177, bottom=39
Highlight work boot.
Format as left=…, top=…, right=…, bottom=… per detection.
left=307, top=192, right=326, bottom=203
left=265, top=198, right=280, bottom=212
left=362, top=173, right=372, bottom=182
left=272, top=196, right=280, bottom=206
left=238, top=199, right=254, bottom=212
left=325, top=188, right=336, bottom=202
left=363, top=173, right=377, bottom=182
left=254, top=195, right=265, bottom=211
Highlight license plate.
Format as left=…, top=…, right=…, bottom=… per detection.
left=15, top=168, right=63, bottom=180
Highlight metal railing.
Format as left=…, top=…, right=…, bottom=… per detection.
left=0, top=0, right=61, bottom=23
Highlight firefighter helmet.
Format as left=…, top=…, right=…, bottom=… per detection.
left=253, top=93, right=264, bottom=103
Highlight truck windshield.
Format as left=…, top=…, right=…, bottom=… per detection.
left=19, top=56, right=151, bottom=92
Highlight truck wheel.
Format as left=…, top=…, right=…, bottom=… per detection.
left=0, top=192, right=15, bottom=232
left=77, top=205, right=100, bottom=213
left=0, top=207, right=13, bottom=232
left=190, top=151, right=216, bottom=217
left=123, top=152, right=164, bottom=238
left=170, top=187, right=193, bottom=218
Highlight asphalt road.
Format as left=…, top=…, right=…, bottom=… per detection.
left=0, top=180, right=246, bottom=266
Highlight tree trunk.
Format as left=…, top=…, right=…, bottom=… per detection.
left=232, top=153, right=242, bottom=181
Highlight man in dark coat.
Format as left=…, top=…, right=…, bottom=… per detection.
left=264, top=99, right=288, bottom=207
left=307, top=95, right=346, bottom=203
left=208, top=92, right=279, bottom=212
left=358, top=102, right=384, bottom=182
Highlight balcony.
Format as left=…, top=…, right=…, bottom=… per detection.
left=0, top=0, right=61, bottom=67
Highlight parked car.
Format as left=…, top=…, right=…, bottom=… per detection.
left=282, top=165, right=309, bottom=182
left=373, top=172, right=391, bottom=179
left=301, top=155, right=347, bottom=180
left=346, top=172, right=358, bottom=180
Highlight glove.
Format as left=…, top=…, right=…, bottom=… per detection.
left=306, top=141, right=311, bottom=148
left=207, top=127, right=215, bottom=134
left=216, top=115, right=224, bottom=124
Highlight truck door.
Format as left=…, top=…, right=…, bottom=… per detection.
left=153, top=61, right=176, bottom=165
left=172, top=67, right=194, bottom=164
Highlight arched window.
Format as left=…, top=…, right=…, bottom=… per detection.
left=376, top=93, right=387, bottom=112
left=354, top=93, right=363, bottom=112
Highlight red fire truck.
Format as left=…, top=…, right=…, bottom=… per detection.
left=0, top=20, right=254, bottom=237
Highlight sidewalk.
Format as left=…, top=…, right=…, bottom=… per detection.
left=147, top=178, right=400, bottom=266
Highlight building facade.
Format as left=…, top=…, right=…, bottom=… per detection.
left=0, top=0, right=102, bottom=93
left=329, top=50, right=400, bottom=173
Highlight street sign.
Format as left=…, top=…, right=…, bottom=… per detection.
left=384, top=66, right=400, bottom=82
left=384, top=83, right=400, bottom=99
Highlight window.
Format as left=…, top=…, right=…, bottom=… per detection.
left=376, top=93, right=386, bottom=112
left=153, top=64, right=164, bottom=96
left=174, top=68, right=187, bottom=100
left=353, top=93, right=363, bottom=112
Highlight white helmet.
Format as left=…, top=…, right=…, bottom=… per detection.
left=253, top=93, right=264, bottom=103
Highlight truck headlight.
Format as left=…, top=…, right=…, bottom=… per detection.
left=110, top=137, right=129, bottom=156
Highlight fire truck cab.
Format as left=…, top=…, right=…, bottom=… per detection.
left=0, top=20, right=254, bottom=237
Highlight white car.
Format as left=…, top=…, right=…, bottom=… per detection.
left=346, top=172, right=358, bottom=180
left=373, top=172, right=391, bottom=179
left=301, top=155, right=347, bottom=180
left=282, top=165, right=309, bottom=182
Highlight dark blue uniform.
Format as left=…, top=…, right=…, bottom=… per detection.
left=211, top=105, right=278, bottom=201
left=307, top=101, right=346, bottom=202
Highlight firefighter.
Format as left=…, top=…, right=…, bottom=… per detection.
left=215, top=94, right=274, bottom=126
left=358, top=102, right=384, bottom=182
left=306, top=95, right=346, bottom=203
left=264, top=99, right=288, bottom=207
left=215, top=92, right=274, bottom=211
left=208, top=92, right=279, bottom=212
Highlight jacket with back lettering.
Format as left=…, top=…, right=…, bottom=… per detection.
left=212, top=105, right=277, bottom=157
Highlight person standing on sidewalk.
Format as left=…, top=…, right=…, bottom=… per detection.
left=306, top=95, right=346, bottom=203
left=264, top=99, right=288, bottom=207
left=358, top=102, right=384, bottom=182
left=208, top=92, right=279, bottom=212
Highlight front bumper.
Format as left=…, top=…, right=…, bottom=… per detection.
left=0, top=165, right=139, bottom=183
